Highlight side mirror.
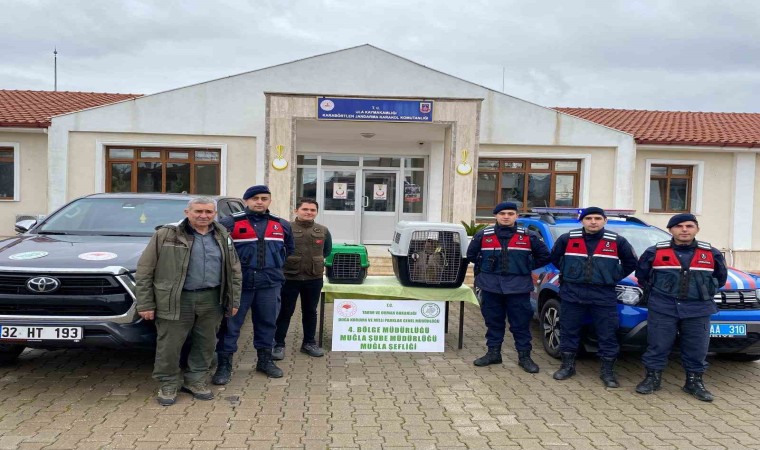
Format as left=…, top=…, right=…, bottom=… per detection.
left=15, top=219, right=37, bottom=234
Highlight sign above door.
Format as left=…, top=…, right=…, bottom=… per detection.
left=317, top=97, right=433, bottom=122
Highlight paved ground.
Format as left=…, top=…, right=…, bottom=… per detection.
left=2, top=304, right=760, bottom=450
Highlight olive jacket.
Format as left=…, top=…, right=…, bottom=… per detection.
left=135, top=219, right=242, bottom=320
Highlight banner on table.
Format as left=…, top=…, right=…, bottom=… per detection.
left=332, top=299, right=445, bottom=352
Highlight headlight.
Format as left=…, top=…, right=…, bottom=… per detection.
left=616, top=285, right=643, bottom=305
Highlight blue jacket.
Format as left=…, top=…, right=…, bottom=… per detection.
left=467, top=224, right=551, bottom=295
left=550, top=228, right=638, bottom=305
left=636, top=239, right=727, bottom=318
left=220, top=209, right=294, bottom=289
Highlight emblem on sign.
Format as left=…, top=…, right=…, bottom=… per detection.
left=26, top=276, right=60, bottom=293
left=419, top=102, right=432, bottom=113
left=320, top=99, right=335, bottom=111
left=421, top=303, right=441, bottom=318
left=337, top=301, right=358, bottom=317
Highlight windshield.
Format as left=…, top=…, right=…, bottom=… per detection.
left=549, top=223, right=672, bottom=256
left=36, top=197, right=189, bottom=236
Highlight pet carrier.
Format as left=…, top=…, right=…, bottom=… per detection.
left=325, top=244, right=370, bottom=284
left=389, top=221, right=469, bottom=288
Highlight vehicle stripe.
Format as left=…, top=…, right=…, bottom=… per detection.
left=730, top=269, right=757, bottom=289
left=726, top=270, right=742, bottom=289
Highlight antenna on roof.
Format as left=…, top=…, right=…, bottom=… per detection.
left=53, top=48, right=58, bottom=91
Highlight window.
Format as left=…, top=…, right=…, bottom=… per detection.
left=0, top=147, right=13, bottom=200
left=649, top=165, right=692, bottom=212
left=106, top=146, right=220, bottom=194
left=476, top=158, right=581, bottom=217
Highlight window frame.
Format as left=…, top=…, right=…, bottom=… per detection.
left=104, top=146, right=221, bottom=195
left=0, top=143, right=20, bottom=201
left=476, top=157, right=582, bottom=218
left=644, top=159, right=703, bottom=214
left=647, top=164, right=693, bottom=213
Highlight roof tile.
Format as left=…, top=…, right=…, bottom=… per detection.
left=0, top=90, right=140, bottom=128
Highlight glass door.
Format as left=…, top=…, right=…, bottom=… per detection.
left=321, top=169, right=359, bottom=243
left=361, top=171, right=398, bottom=244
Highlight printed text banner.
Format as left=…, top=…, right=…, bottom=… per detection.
left=317, top=97, right=433, bottom=122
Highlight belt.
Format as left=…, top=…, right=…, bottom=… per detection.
left=182, top=285, right=221, bottom=292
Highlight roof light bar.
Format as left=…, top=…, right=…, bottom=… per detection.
left=531, top=207, right=637, bottom=216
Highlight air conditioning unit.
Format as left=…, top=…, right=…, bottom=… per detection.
left=325, top=244, right=370, bottom=284
left=389, top=221, right=469, bottom=288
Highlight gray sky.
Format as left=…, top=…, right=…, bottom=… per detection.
left=2, top=0, right=758, bottom=112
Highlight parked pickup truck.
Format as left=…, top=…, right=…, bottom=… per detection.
left=0, top=193, right=244, bottom=363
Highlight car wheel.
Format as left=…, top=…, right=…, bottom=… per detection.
left=0, top=344, right=25, bottom=365
left=540, top=297, right=561, bottom=359
left=716, top=353, right=760, bottom=362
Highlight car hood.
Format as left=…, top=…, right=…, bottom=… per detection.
left=0, top=234, right=151, bottom=271
left=618, top=268, right=758, bottom=290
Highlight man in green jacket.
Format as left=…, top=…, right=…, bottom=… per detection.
left=136, top=197, right=242, bottom=406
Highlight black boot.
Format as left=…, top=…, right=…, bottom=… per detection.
left=599, top=357, right=619, bottom=388
left=683, top=372, right=714, bottom=402
left=552, top=352, right=576, bottom=380
left=517, top=350, right=539, bottom=373
left=473, top=347, right=502, bottom=367
left=256, top=348, right=283, bottom=378
left=211, top=353, right=233, bottom=385
left=635, top=368, right=662, bottom=394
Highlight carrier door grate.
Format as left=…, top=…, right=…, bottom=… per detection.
left=407, top=231, right=462, bottom=284
left=332, top=253, right=363, bottom=280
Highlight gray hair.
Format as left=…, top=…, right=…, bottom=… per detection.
left=187, top=196, right=217, bottom=209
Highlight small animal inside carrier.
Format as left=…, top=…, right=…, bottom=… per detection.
left=390, top=221, right=469, bottom=288
left=325, top=244, right=370, bottom=284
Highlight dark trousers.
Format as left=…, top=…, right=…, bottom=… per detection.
left=642, top=310, right=711, bottom=373
left=275, top=278, right=323, bottom=347
left=216, top=285, right=281, bottom=352
left=559, top=301, right=619, bottom=358
left=480, top=290, right=533, bottom=351
left=153, top=289, right=223, bottom=386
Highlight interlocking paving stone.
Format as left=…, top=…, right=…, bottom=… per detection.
left=1, top=304, right=760, bottom=448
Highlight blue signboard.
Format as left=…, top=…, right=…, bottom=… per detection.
left=317, top=97, right=433, bottom=122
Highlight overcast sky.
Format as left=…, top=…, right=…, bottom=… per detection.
left=2, top=0, right=758, bottom=112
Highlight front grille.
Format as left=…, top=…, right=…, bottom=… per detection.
left=714, top=290, right=760, bottom=310
left=710, top=332, right=760, bottom=350
left=406, top=231, right=462, bottom=284
left=0, top=273, right=126, bottom=296
left=0, top=272, right=133, bottom=316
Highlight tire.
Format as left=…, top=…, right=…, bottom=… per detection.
left=0, top=344, right=25, bottom=365
left=716, top=353, right=760, bottom=362
left=540, top=297, right=561, bottom=359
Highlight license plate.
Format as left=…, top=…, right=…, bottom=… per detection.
left=0, top=325, right=83, bottom=341
left=710, top=323, right=747, bottom=337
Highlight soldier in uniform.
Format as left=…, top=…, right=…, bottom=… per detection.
left=550, top=207, right=637, bottom=387
left=467, top=201, right=551, bottom=373
left=272, top=198, right=332, bottom=360
left=634, top=213, right=727, bottom=402
left=212, top=185, right=294, bottom=382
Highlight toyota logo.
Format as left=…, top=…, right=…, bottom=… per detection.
left=26, top=276, right=60, bottom=293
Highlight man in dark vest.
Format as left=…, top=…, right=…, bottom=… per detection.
left=467, top=201, right=551, bottom=373
left=212, top=185, right=294, bottom=382
left=634, top=213, right=727, bottom=401
left=272, top=198, right=332, bottom=360
left=550, top=207, right=637, bottom=387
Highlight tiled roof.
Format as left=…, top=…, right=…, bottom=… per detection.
left=0, top=90, right=140, bottom=128
left=555, top=108, right=760, bottom=148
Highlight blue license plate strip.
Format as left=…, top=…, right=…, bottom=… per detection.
left=710, top=323, right=747, bottom=337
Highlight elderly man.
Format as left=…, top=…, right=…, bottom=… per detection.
left=634, top=213, right=727, bottom=401
left=213, top=185, right=294, bottom=382
left=467, top=201, right=551, bottom=373
left=136, top=197, right=241, bottom=406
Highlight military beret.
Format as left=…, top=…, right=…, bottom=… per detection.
left=666, top=213, right=698, bottom=229
left=243, top=185, right=271, bottom=200
left=492, top=201, right=519, bottom=214
left=579, top=206, right=606, bottom=220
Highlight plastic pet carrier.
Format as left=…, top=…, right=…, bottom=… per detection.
left=389, top=221, right=469, bottom=288
left=325, top=244, right=370, bottom=284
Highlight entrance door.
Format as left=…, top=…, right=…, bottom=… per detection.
left=361, top=171, right=398, bottom=244
left=321, top=169, right=359, bottom=243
